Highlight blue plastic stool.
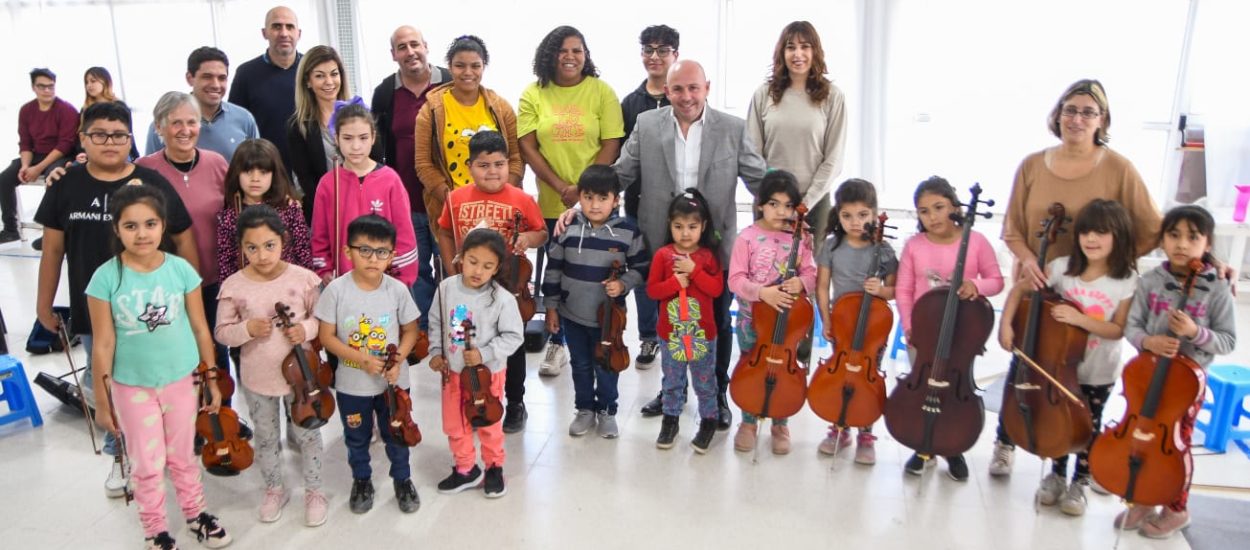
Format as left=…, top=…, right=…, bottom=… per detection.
left=811, top=313, right=829, bottom=349
left=0, top=355, right=43, bottom=428
left=888, top=325, right=907, bottom=360
left=1197, top=364, right=1250, bottom=452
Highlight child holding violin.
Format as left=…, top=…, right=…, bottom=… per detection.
left=314, top=214, right=421, bottom=515
left=541, top=165, right=648, bottom=439
left=814, top=178, right=897, bottom=465
left=436, top=130, right=546, bottom=434
left=1114, top=205, right=1235, bottom=538
left=428, top=228, right=525, bottom=498
left=215, top=206, right=327, bottom=527
left=895, top=176, right=1003, bottom=481
left=729, top=171, right=817, bottom=455
left=995, top=199, right=1138, bottom=516
left=86, top=185, right=232, bottom=550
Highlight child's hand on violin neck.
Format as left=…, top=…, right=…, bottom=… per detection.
left=247, top=318, right=273, bottom=338
left=358, top=352, right=386, bottom=376
left=603, top=279, right=625, bottom=297
left=283, top=324, right=306, bottom=345
left=464, top=349, right=482, bottom=366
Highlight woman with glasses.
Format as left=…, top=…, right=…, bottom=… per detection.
left=989, top=79, right=1162, bottom=487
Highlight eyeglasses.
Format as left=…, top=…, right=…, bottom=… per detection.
left=83, top=132, right=133, bottom=145
left=348, top=245, right=394, bottom=260
left=642, top=46, right=675, bottom=58
left=1060, top=107, right=1102, bottom=120
left=34, top=83, right=55, bottom=91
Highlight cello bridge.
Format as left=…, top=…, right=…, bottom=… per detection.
left=1012, top=383, right=1040, bottom=391
left=846, top=364, right=863, bottom=373
left=926, top=379, right=950, bottom=389
left=1131, top=429, right=1155, bottom=442
left=766, top=357, right=783, bottom=365
left=600, top=341, right=612, bottom=346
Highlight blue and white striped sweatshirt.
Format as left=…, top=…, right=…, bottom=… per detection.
left=542, top=212, right=649, bottom=327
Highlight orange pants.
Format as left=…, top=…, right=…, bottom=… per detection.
left=442, top=369, right=506, bottom=471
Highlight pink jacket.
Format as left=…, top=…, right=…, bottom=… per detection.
left=310, top=164, right=417, bottom=285
left=895, top=230, right=1004, bottom=334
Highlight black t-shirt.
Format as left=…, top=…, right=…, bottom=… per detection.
left=35, top=164, right=193, bottom=335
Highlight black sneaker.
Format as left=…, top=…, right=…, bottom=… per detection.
left=145, top=531, right=177, bottom=550
left=691, top=418, right=717, bottom=454
left=32, top=236, right=42, bottom=251
left=394, top=478, right=420, bottom=513
left=636, top=340, right=660, bottom=365
left=716, top=393, right=732, bottom=431
left=237, top=420, right=254, bottom=441
left=349, top=478, right=374, bottom=513
left=185, top=511, right=231, bottom=548
left=437, top=465, right=483, bottom=494
left=194, top=435, right=205, bottom=455
left=640, top=392, right=664, bottom=417
left=502, top=402, right=527, bottom=434
left=946, top=454, right=969, bottom=482
left=905, top=453, right=927, bottom=476
left=484, top=465, right=506, bottom=498
left=0, top=230, right=19, bottom=244
left=656, top=414, right=679, bottom=449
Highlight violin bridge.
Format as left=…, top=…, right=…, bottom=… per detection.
left=766, top=357, right=783, bottom=365
left=600, top=341, right=612, bottom=346
left=215, top=448, right=228, bottom=457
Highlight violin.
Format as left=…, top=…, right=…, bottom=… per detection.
left=1090, top=259, right=1211, bottom=506
left=459, top=319, right=504, bottom=427
left=884, top=183, right=995, bottom=459
left=1000, top=203, right=1092, bottom=458
left=273, top=302, right=336, bottom=430
left=595, top=260, right=630, bottom=373
left=506, top=210, right=537, bottom=322
left=101, top=374, right=133, bottom=505
left=808, top=213, right=894, bottom=429
left=382, top=344, right=422, bottom=446
left=729, top=204, right=812, bottom=420
left=194, top=362, right=254, bottom=476
left=408, top=328, right=430, bottom=365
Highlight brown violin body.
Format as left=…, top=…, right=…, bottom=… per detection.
left=459, top=320, right=504, bottom=427
left=195, top=363, right=254, bottom=476
left=595, top=261, right=630, bottom=374
left=808, top=291, right=891, bottom=427
left=409, top=328, right=430, bottom=363
left=1000, top=291, right=1091, bottom=458
left=382, top=345, right=421, bottom=446
left=506, top=211, right=537, bottom=322
left=274, top=302, right=336, bottom=430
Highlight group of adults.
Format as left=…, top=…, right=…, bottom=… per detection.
left=8, top=6, right=1187, bottom=452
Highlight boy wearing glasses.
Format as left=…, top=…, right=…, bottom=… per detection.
left=1, top=68, right=81, bottom=243
left=437, top=131, right=545, bottom=433
left=34, top=101, right=196, bottom=497
left=315, top=213, right=421, bottom=514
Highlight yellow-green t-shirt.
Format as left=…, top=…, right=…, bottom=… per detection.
left=442, top=90, right=498, bottom=189
left=517, top=76, right=624, bottom=217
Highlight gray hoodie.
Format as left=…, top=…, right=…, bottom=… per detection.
left=428, top=276, right=524, bottom=374
left=1124, top=264, right=1236, bottom=367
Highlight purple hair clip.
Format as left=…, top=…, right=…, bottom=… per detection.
left=327, top=96, right=367, bottom=139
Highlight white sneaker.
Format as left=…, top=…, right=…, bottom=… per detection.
left=988, top=441, right=1014, bottom=477
left=538, top=343, right=568, bottom=376
left=1059, top=479, right=1089, bottom=516
left=105, top=460, right=128, bottom=498
left=1036, top=473, right=1067, bottom=506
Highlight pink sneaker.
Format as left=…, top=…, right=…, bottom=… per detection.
left=817, top=426, right=853, bottom=456
left=304, top=489, right=328, bottom=527
left=1141, top=508, right=1189, bottom=539
left=854, top=431, right=877, bottom=465
left=258, top=487, right=288, bottom=523
left=734, top=422, right=758, bottom=452
left=1113, top=505, right=1157, bottom=531
left=771, top=424, right=791, bottom=455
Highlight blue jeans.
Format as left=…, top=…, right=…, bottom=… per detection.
left=80, top=335, right=121, bottom=456
left=625, top=215, right=658, bottom=342
left=562, top=318, right=619, bottom=415
left=411, top=212, right=438, bottom=331
left=336, top=391, right=411, bottom=481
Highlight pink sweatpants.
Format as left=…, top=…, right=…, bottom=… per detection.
left=112, top=374, right=206, bottom=537
left=441, top=369, right=506, bottom=472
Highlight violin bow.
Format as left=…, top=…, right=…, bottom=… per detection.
left=333, top=153, right=342, bottom=278
left=57, top=320, right=100, bottom=454
left=101, top=374, right=133, bottom=505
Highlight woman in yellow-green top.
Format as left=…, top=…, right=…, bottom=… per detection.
left=414, top=35, right=524, bottom=236
left=518, top=25, right=624, bottom=376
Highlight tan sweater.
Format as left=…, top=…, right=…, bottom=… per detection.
left=746, top=84, right=847, bottom=207
left=1002, top=147, right=1161, bottom=261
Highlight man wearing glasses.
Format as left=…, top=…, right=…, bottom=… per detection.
left=621, top=26, right=678, bottom=386
left=0, top=68, right=80, bottom=243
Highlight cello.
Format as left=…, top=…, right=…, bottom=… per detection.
left=999, top=203, right=1092, bottom=458
left=273, top=302, right=336, bottom=430
left=194, top=362, right=254, bottom=476
left=459, top=319, right=504, bottom=427
left=729, top=205, right=812, bottom=421
left=1090, top=259, right=1210, bottom=506
left=808, top=213, right=894, bottom=431
left=506, top=210, right=537, bottom=322
left=595, top=260, right=630, bottom=373
left=382, top=344, right=422, bottom=446
left=884, top=183, right=995, bottom=460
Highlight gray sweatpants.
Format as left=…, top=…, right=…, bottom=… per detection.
left=241, top=386, right=325, bottom=490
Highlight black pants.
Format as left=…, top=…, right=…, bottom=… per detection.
left=1, top=154, right=49, bottom=232
left=505, top=347, right=526, bottom=406
left=711, top=270, right=732, bottom=395
left=200, top=282, right=231, bottom=405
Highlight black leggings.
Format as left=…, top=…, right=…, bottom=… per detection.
left=1052, top=384, right=1112, bottom=481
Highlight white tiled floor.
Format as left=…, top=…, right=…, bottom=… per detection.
left=1, top=234, right=1246, bottom=550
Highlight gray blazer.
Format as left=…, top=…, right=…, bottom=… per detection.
left=614, top=105, right=767, bottom=265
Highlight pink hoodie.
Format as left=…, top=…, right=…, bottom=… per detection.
left=310, top=164, right=417, bottom=285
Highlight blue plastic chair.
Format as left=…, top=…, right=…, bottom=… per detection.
left=1197, top=364, right=1250, bottom=452
left=0, top=355, right=43, bottom=428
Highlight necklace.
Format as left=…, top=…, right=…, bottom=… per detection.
left=164, top=150, right=198, bottom=186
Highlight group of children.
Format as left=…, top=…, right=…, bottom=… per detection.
left=70, top=96, right=1235, bottom=548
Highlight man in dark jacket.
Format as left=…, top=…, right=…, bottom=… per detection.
left=228, top=6, right=303, bottom=172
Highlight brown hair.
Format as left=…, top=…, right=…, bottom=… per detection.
left=292, top=45, right=351, bottom=137
left=82, top=67, right=118, bottom=109
left=224, top=139, right=298, bottom=208
left=1048, top=79, right=1111, bottom=145
left=1065, top=199, right=1135, bottom=280
left=767, top=21, right=831, bottom=105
